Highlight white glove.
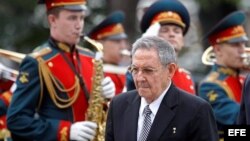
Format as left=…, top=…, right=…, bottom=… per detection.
left=142, top=22, right=160, bottom=37
left=10, top=83, right=17, bottom=93
left=101, top=77, right=115, bottom=99
left=70, top=121, right=97, bottom=141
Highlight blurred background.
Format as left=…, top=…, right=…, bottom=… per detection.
left=1, top=0, right=250, bottom=89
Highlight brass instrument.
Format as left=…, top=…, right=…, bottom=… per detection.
left=0, top=49, right=25, bottom=63
left=201, top=46, right=216, bottom=66
left=242, top=48, right=250, bottom=67
left=0, top=128, right=11, bottom=141
left=0, top=49, right=25, bottom=140
left=201, top=46, right=250, bottom=67
left=83, top=36, right=106, bottom=141
left=0, top=63, right=18, bottom=81
left=0, top=48, right=25, bottom=81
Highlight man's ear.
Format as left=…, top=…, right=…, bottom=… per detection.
left=47, top=14, right=56, bottom=27
left=167, top=63, right=177, bottom=78
left=213, top=44, right=224, bottom=57
left=213, top=44, right=221, bottom=53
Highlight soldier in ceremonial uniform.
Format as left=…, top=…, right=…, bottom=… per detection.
left=6, top=0, right=116, bottom=140
left=0, top=80, right=12, bottom=120
left=126, top=0, right=196, bottom=94
left=199, top=11, right=249, bottom=140
left=0, top=83, right=15, bottom=141
left=0, top=62, right=18, bottom=140
left=88, top=11, right=128, bottom=95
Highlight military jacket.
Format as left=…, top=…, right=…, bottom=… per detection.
left=0, top=80, right=13, bottom=139
left=7, top=38, right=95, bottom=141
left=105, top=72, right=125, bottom=95
left=199, top=64, right=243, bottom=138
left=0, top=80, right=13, bottom=116
left=103, top=64, right=126, bottom=95
left=172, top=67, right=196, bottom=94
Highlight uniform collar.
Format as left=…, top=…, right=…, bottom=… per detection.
left=214, top=64, right=239, bottom=76
left=49, top=37, right=75, bottom=53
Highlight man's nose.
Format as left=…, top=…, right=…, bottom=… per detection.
left=135, top=72, right=146, bottom=81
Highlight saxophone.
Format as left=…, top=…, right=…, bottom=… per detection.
left=84, top=36, right=106, bottom=141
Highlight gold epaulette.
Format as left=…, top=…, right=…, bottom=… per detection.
left=29, top=47, right=52, bottom=59
left=0, top=128, right=10, bottom=140
left=205, top=72, right=219, bottom=82
left=203, top=72, right=235, bottom=100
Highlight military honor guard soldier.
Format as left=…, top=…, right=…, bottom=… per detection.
left=126, top=0, right=196, bottom=95
left=0, top=64, right=16, bottom=140
left=6, top=0, right=116, bottom=140
left=88, top=11, right=129, bottom=95
left=199, top=11, right=249, bottom=140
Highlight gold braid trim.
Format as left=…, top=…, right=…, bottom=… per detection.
left=213, top=80, right=235, bottom=100
left=37, top=57, right=80, bottom=109
left=0, top=128, right=10, bottom=140
left=205, top=72, right=235, bottom=100
left=37, top=57, right=44, bottom=111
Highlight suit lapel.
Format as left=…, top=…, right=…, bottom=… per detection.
left=123, top=91, right=141, bottom=141
left=147, top=84, right=179, bottom=141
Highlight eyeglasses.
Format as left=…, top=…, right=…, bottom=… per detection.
left=128, top=66, right=160, bottom=76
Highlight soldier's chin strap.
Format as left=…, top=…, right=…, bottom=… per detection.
left=37, top=57, right=81, bottom=109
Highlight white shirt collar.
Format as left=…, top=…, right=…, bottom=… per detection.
left=139, top=82, right=171, bottom=117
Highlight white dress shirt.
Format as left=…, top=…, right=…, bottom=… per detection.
left=137, top=82, right=171, bottom=140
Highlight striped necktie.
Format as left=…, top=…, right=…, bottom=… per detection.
left=138, top=105, right=152, bottom=141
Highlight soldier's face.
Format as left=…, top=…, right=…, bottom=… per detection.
left=158, top=24, right=184, bottom=55
left=214, top=42, right=246, bottom=69
left=100, top=39, right=128, bottom=65
left=49, top=9, right=85, bottom=46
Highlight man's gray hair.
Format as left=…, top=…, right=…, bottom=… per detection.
left=131, top=36, right=177, bottom=66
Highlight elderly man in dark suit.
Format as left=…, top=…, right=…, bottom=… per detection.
left=105, top=36, right=219, bottom=141
left=238, top=74, right=250, bottom=124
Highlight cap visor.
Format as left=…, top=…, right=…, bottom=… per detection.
left=160, top=21, right=185, bottom=29
left=63, top=5, right=87, bottom=11
left=227, top=35, right=249, bottom=43
left=104, top=33, right=127, bottom=40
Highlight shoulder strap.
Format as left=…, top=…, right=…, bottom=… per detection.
left=27, top=46, right=52, bottom=111
left=29, top=47, right=52, bottom=59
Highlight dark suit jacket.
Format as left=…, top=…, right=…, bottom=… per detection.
left=105, top=84, right=218, bottom=141
left=238, top=74, right=250, bottom=124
